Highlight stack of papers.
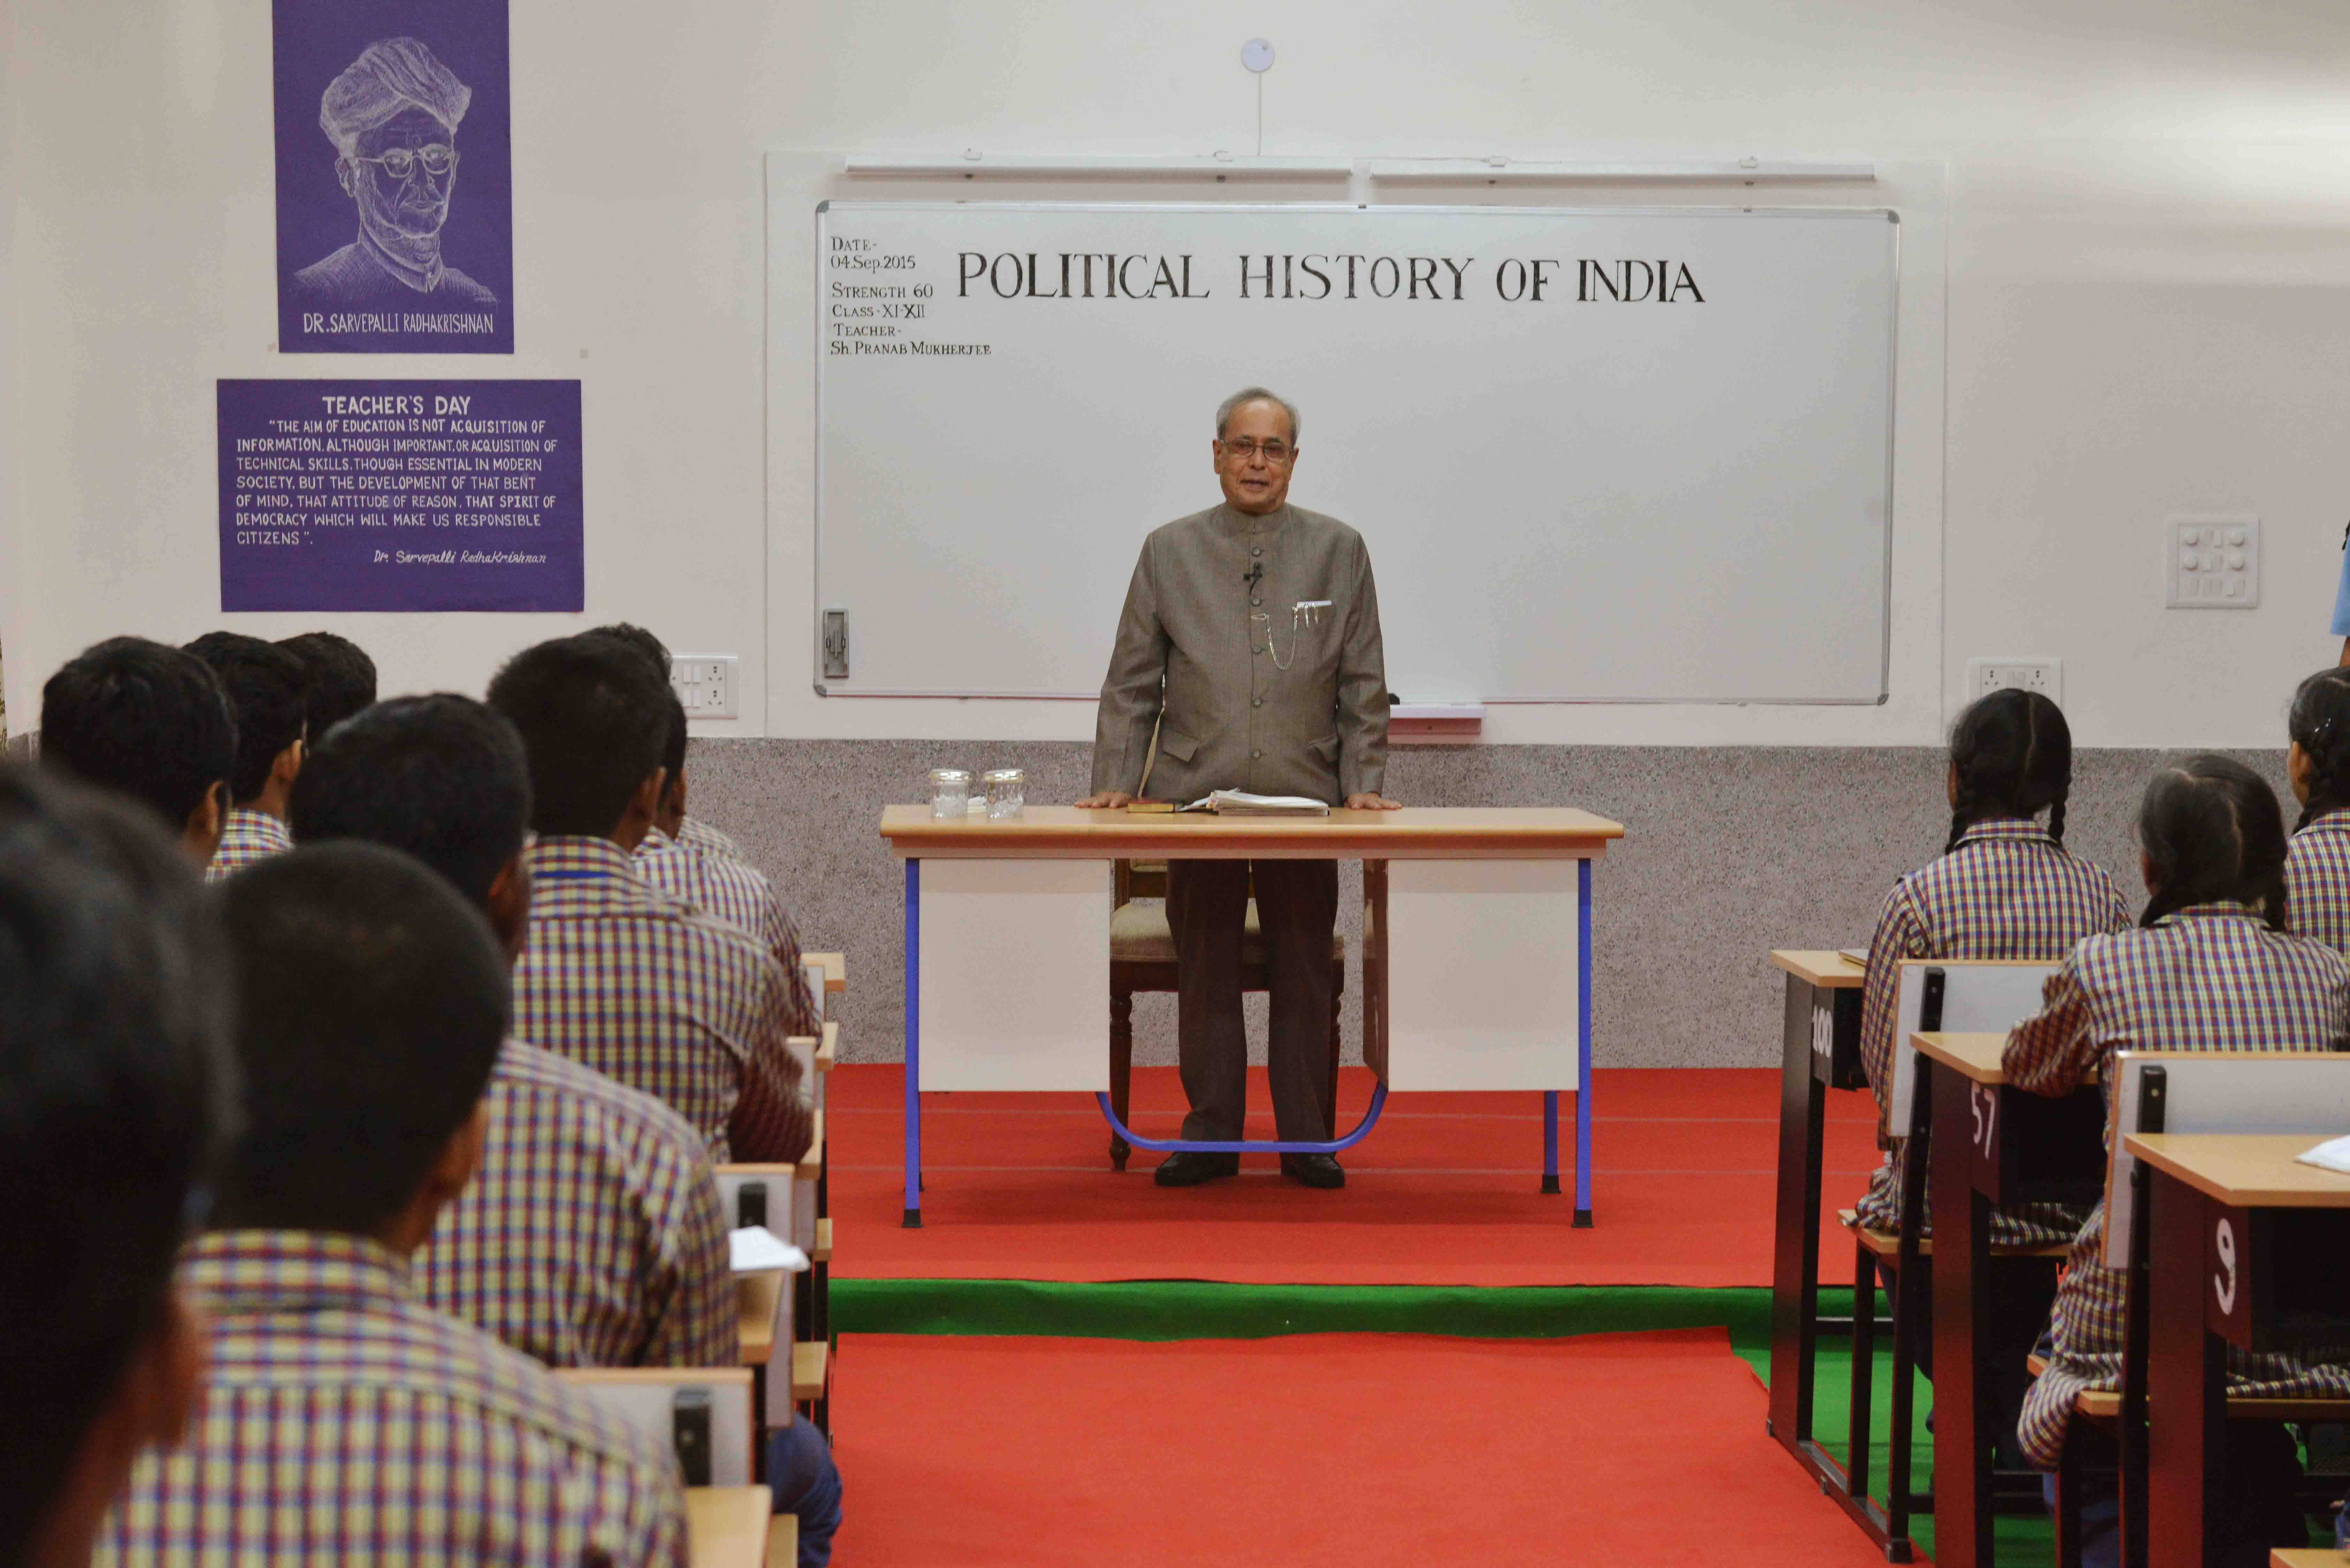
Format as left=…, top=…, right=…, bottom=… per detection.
left=1181, top=790, right=1330, bottom=817
left=729, top=1225, right=809, bottom=1274
left=2294, top=1135, right=2350, bottom=1176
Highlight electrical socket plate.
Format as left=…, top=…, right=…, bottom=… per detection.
left=2166, top=515, right=2259, bottom=610
left=1968, top=658, right=2061, bottom=705
left=671, top=655, right=738, bottom=721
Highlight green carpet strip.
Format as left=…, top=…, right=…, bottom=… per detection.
left=834, top=1278, right=2060, bottom=1559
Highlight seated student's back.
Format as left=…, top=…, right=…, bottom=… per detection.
left=96, top=845, right=686, bottom=1567
left=0, top=768, right=230, bottom=1568
left=289, top=694, right=736, bottom=1369
left=181, top=633, right=309, bottom=880
left=1853, top=688, right=2131, bottom=1242
left=2285, top=665, right=2350, bottom=952
left=2005, top=757, right=2350, bottom=1559
left=489, top=636, right=811, bottom=1164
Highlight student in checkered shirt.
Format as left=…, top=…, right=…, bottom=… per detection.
left=2005, top=756, right=2350, bottom=1565
left=182, top=634, right=309, bottom=883
left=98, top=845, right=688, bottom=1566
left=0, top=769, right=231, bottom=1568
left=489, top=637, right=813, bottom=1164
left=2286, top=666, right=2350, bottom=954
left=1850, top=689, right=2133, bottom=1466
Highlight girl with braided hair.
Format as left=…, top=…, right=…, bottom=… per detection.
left=1848, top=691, right=2133, bottom=1476
left=2005, top=757, right=2350, bottom=1560
left=2285, top=664, right=2350, bottom=952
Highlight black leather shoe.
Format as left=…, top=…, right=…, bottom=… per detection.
left=1154, top=1150, right=1241, bottom=1187
left=1281, top=1153, right=1346, bottom=1189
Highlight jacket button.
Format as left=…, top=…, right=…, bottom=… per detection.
left=1251, top=547, right=1263, bottom=557
left=1250, top=596, right=1261, bottom=606
left=1251, top=750, right=1262, bottom=759
left=1253, top=698, right=1263, bottom=708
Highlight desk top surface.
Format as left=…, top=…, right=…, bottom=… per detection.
left=1912, top=1031, right=2012, bottom=1083
left=2270, top=1552, right=2347, bottom=1568
left=686, top=1486, right=771, bottom=1568
left=2123, top=1134, right=2350, bottom=1208
left=879, top=805, right=1626, bottom=859
left=1770, top=949, right=1866, bottom=988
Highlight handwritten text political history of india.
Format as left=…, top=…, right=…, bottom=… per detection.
left=218, top=381, right=581, bottom=612
left=272, top=0, right=514, bottom=354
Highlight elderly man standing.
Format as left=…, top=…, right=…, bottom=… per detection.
left=1078, top=388, right=1396, bottom=1189
left=293, top=37, right=498, bottom=309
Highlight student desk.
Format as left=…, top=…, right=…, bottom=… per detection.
left=879, top=805, right=1624, bottom=1226
left=2125, top=1135, right=2350, bottom=1568
left=1765, top=948, right=1867, bottom=1474
left=686, top=1485, right=789, bottom=1568
left=2271, top=1554, right=2348, bottom=1567
left=1914, top=1031, right=2108, bottom=1568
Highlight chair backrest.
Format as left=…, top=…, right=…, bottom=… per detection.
left=2102, top=1052, right=2350, bottom=1266
left=713, top=1164, right=795, bottom=1234
left=1886, top=960, right=2060, bottom=1129
left=555, top=1367, right=756, bottom=1486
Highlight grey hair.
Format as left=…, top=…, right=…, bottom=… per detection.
left=1215, top=387, right=1300, bottom=445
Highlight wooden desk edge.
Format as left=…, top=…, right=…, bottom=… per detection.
left=790, top=1340, right=828, bottom=1401
left=1770, top=948, right=1866, bottom=988
left=814, top=1021, right=837, bottom=1072
left=877, top=805, right=1625, bottom=861
left=686, top=1485, right=772, bottom=1568
left=804, top=952, right=846, bottom=993
left=2122, top=1133, right=2350, bottom=1208
left=795, top=1112, right=823, bottom=1181
left=1910, top=1031, right=2014, bottom=1083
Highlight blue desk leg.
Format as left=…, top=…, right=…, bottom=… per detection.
left=1575, top=856, right=1594, bottom=1227
left=902, top=858, right=921, bottom=1228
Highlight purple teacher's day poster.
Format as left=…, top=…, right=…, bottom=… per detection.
left=273, top=0, right=513, bottom=354
left=218, top=380, right=582, bottom=612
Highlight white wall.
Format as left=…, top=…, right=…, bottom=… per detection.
left=7, top=1, right=2350, bottom=751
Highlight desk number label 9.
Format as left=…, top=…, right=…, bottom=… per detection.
left=2212, top=1217, right=2238, bottom=1316
left=1970, top=1083, right=1998, bottom=1157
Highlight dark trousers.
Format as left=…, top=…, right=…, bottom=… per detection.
left=1165, top=857, right=1338, bottom=1142
left=1877, top=1253, right=2061, bottom=1471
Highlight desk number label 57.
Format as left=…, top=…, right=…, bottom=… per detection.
left=1970, top=1083, right=1998, bottom=1158
left=2212, top=1216, right=2238, bottom=1316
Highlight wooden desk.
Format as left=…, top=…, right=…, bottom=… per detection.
left=686, top=1485, right=773, bottom=1568
left=739, top=1271, right=782, bottom=1367
left=1765, top=947, right=1868, bottom=1484
left=2272, top=1553, right=2348, bottom=1567
left=1915, top=1032, right=2107, bottom=1568
left=881, top=806, right=1625, bottom=1226
left=804, top=953, right=846, bottom=994
left=2126, top=1135, right=2350, bottom=1568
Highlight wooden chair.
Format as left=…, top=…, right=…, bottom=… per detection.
left=1106, top=858, right=1345, bottom=1169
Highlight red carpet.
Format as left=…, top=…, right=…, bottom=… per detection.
left=830, top=1065, right=1882, bottom=1287
left=830, top=1328, right=1896, bottom=1566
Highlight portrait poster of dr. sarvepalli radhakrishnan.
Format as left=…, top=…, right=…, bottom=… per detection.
left=291, top=37, right=498, bottom=311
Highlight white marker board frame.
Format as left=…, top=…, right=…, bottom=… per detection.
left=813, top=201, right=1899, bottom=703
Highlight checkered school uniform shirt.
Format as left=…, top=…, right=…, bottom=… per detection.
left=678, top=813, right=747, bottom=863
left=513, top=835, right=812, bottom=1164
left=95, top=1230, right=688, bottom=1568
left=415, top=1038, right=735, bottom=1369
left=1852, top=818, right=2132, bottom=1244
left=203, top=806, right=292, bottom=882
left=2287, top=809, right=2350, bottom=953
left=636, top=826, right=820, bottom=1039
left=2004, top=902, right=2350, bottom=1470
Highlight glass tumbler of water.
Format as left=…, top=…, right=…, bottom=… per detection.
left=982, top=768, right=1026, bottom=821
left=929, top=768, right=973, bottom=820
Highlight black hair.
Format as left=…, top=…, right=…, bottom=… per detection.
left=211, top=843, right=508, bottom=1234
left=589, top=622, right=671, bottom=678
left=39, top=636, right=237, bottom=832
left=583, top=625, right=687, bottom=789
left=2136, top=753, right=2290, bottom=931
left=277, top=631, right=377, bottom=740
left=484, top=636, right=671, bottom=838
left=184, top=633, right=310, bottom=805
left=2286, top=666, right=2350, bottom=833
left=0, top=766, right=234, bottom=1563
left=289, top=695, right=531, bottom=907
left=1944, top=688, right=2073, bottom=855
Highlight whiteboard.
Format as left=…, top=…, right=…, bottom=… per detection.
left=812, top=202, right=1897, bottom=702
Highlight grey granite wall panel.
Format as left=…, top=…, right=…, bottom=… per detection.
left=682, top=740, right=2291, bottom=1072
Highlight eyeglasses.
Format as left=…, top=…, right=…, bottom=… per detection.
left=352, top=145, right=458, bottom=182
left=1219, top=438, right=1294, bottom=465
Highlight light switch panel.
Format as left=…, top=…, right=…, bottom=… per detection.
left=670, top=655, right=739, bottom=721
left=2166, top=516, right=2259, bottom=610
